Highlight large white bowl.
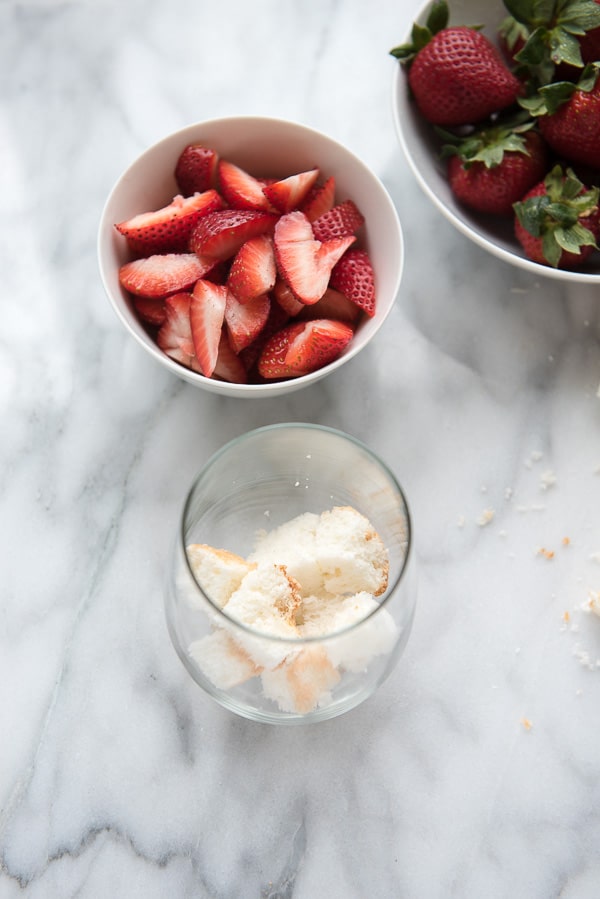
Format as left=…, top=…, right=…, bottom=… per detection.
left=392, top=0, right=600, bottom=283
left=98, top=116, right=404, bottom=398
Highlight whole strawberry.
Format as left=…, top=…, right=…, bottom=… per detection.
left=443, top=121, right=548, bottom=215
left=513, top=165, right=600, bottom=268
left=390, top=0, right=522, bottom=126
left=530, top=68, right=600, bottom=170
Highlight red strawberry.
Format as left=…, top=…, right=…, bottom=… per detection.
left=119, top=253, right=212, bottom=298
left=514, top=165, right=600, bottom=268
left=258, top=319, right=353, bottom=379
left=272, top=278, right=305, bottom=316
left=225, top=291, right=271, bottom=354
left=175, top=145, right=219, bottom=195
left=273, top=211, right=355, bottom=305
left=156, top=293, right=202, bottom=372
left=312, top=200, right=365, bottom=240
left=115, top=191, right=224, bottom=255
left=329, top=249, right=376, bottom=317
left=218, top=159, right=275, bottom=211
left=190, top=209, right=278, bottom=261
left=262, top=168, right=320, bottom=213
left=213, top=333, right=248, bottom=384
left=391, top=5, right=522, bottom=126
left=536, top=76, right=600, bottom=170
left=297, top=287, right=362, bottom=324
left=227, top=234, right=276, bottom=303
left=301, top=175, right=336, bottom=222
left=189, top=280, right=228, bottom=377
left=239, top=299, right=290, bottom=373
left=445, top=127, right=548, bottom=216
left=132, top=296, right=167, bottom=327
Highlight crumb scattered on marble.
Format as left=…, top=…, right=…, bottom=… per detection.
left=520, top=717, right=533, bottom=731
left=582, top=590, right=600, bottom=617
left=562, top=536, right=571, bottom=547
left=477, top=508, right=495, bottom=527
left=457, top=515, right=465, bottom=528
left=539, top=470, right=557, bottom=491
left=563, top=610, right=571, bottom=624
left=536, top=546, right=555, bottom=560
left=504, top=487, right=513, bottom=501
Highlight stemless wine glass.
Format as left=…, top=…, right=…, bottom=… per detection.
left=165, top=423, right=417, bottom=724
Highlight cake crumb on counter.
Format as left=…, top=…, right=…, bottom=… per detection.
left=539, top=470, right=557, bottom=490
left=520, top=717, right=533, bottom=731
left=476, top=508, right=495, bottom=527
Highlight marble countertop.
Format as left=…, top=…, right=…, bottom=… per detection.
left=2, top=0, right=600, bottom=896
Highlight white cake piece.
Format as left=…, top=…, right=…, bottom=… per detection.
left=261, top=645, right=341, bottom=714
left=223, top=562, right=301, bottom=668
left=186, top=543, right=254, bottom=609
left=316, top=592, right=398, bottom=673
left=315, top=506, right=389, bottom=597
left=248, top=512, right=322, bottom=595
left=189, top=629, right=261, bottom=690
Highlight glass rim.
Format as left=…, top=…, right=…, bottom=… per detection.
left=179, top=422, right=414, bottom=644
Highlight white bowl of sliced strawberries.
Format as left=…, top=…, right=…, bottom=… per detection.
left=391, top=0, right=600, bottom=281
left=98, top=116, right=404, bottom=396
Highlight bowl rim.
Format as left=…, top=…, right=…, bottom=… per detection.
left=97, top=115, right=405, bottom=397
left=177, top=422, right=414, bottom=642
left=390, top=37, right=600, bottom=285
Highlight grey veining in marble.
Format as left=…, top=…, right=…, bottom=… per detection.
left=1, top=0, right=599, bottom=897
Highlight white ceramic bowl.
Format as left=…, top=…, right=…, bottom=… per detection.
left=391, top=0, right=600, bottom=283
left=98, top=116, right=404, bottom=398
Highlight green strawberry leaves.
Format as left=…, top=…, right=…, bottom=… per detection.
left=390, top=0, right=450, bottom=62
left=519, top=62, right=599, bottom=114
left=514, top=165, right=599, bottom=266
left=437, top=113, right=536, bottom=169
left=502, top=0, right=600, bottom=84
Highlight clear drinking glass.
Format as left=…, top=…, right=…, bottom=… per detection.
left=165, top=423, right=417, bottom=724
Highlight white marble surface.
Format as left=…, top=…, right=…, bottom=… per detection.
left=2, top=0, right=600, bottom=896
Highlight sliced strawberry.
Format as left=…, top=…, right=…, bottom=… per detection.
left=239, top=299, right=290, bottom=373
left=296, top=287, right=361, bottom=324
left=175, top=145, right=219, bottom=195
left=227, top=234, right=276, bottom=303
left=156, top=293, right=202, bottom=372
left=262, top=168, right=320, bottom=213
left=218, top=159, right=275, bottom=211
left=115, top=191, right=224, bottom=255
left=213, top=332, right=248, bottom=384
left=258, top=318, right=353, bottom=379
left=272, top=278, right=305, bottom=316
left=311, top=200, right=365, bottom=241
left=190, top=209, right=279, bottom=261
left=119, top=253, right=212, bottom=298
left=189, top=280, right=228, bottom=378
left=273, top=211, right=355, bottom=305
left=301, top=175, right=336, bottom=222
left=225, top=291, right=271, bottom=354
left=133, top=296, right=167, bottom=327
left=329, top=249, right=376, bottom=317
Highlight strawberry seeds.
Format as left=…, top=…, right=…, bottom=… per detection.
left=115, top=147, right=376, bottom=385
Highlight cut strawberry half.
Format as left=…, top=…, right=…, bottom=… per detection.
left=225, top=291, right=271, bottom=354
left=115, top=191, right=224, bottom=255
left=296, top=287, right=361, bottom=324
left=258, top=318, right=353, bottom=379
left=273, top=210, right=355, bottom=305
left=311, top=200, right=365, bottom=241
left=156, top=292, right=202, bottom=372
left=175, top=145, right=219, bottom=196
left=189, top=280, right=228, bottom=378
left=329, top=248, right=376, bottom=317
left=226, top=234, right=276, bottom=304
left=213, top=332, right=248, bottom=384
left=262, top=168, right=320, bottom=213
left=301, top=175, right=336, bottom=222
left=218, top=159, right=275, bottom=211
left=119, top=253, right=212, bottom=298
left=132, top=296, right=167, bottom=327
left=190, top=209, right=279, bottom=261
